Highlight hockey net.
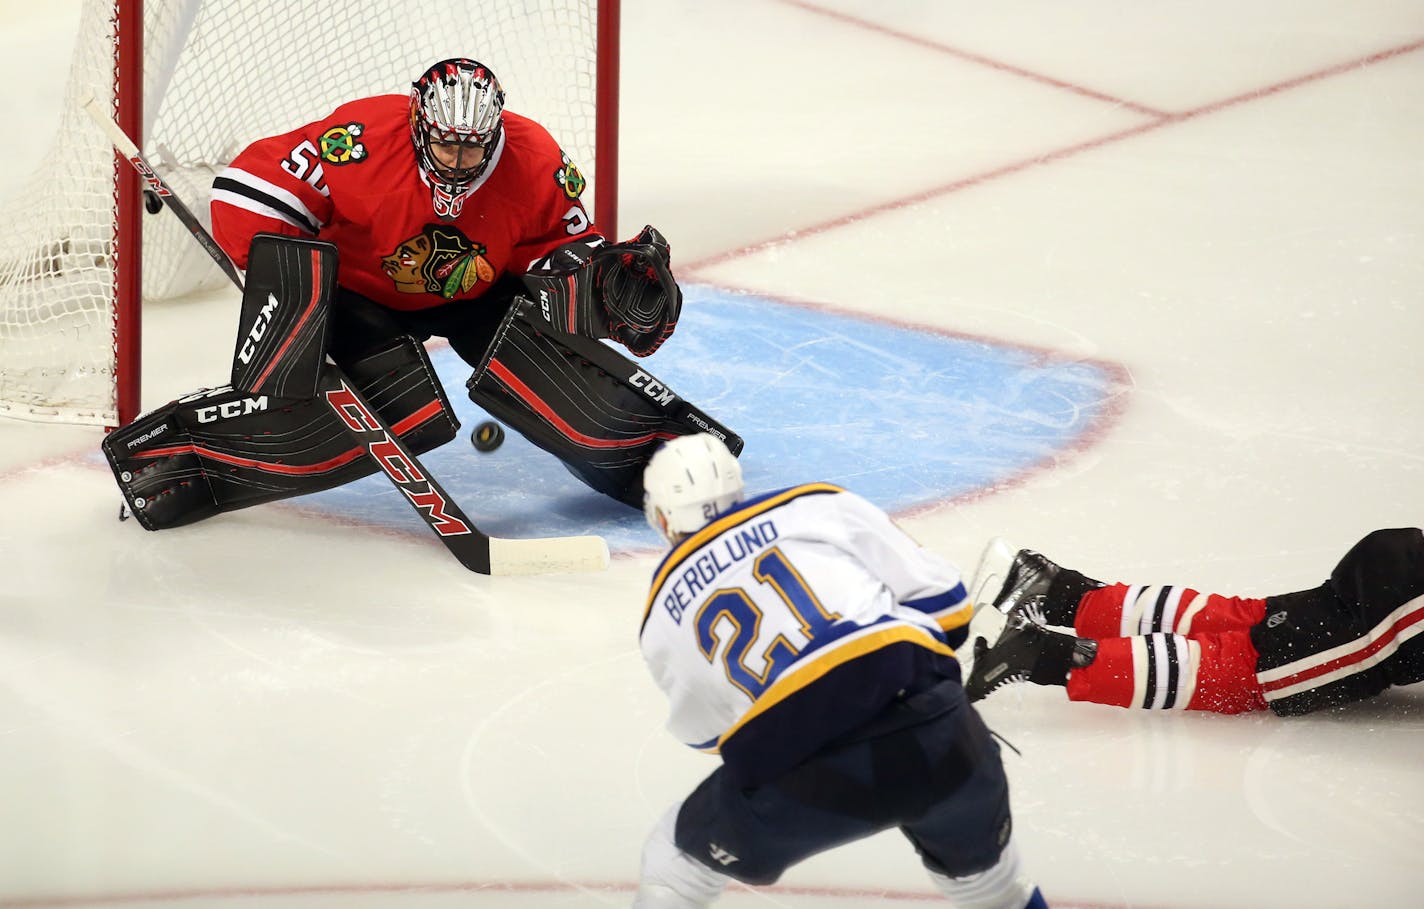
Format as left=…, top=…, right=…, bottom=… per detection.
left=0, top=0, right=618, bottom=427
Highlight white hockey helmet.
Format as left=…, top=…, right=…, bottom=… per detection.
left=409, top=58, right=505, bottom=219
left=643, top=434, right=745, bottom=543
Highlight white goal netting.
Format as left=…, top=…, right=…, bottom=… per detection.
left=0, top=0, right=606, bottom=425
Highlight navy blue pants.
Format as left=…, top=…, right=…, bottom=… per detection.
left=674, top=680, right=1013, bottom=886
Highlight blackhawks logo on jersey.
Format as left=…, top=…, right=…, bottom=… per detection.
left=380, top=224, right=495, bottom=299
left=555, top=152, right=586, bottom=200
left=319, top=123, right=367, bottom=165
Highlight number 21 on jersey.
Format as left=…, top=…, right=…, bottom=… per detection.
left=694, top=547, right=841, bottom=699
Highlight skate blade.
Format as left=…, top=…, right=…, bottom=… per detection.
left=959, top=595, right=1010, bottom=680
left=968, top=536, right=1018, bottom=612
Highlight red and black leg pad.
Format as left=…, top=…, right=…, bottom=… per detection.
left=230, top=233, right=337, bottom=399
left=466, top=305, right=743, bottom=508
left=102, top=335, right=457, bottom=530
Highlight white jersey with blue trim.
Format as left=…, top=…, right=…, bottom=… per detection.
left=639, top=483, right=972, bottom=754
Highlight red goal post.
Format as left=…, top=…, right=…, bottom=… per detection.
left=0, top=0, right=620, bottom=428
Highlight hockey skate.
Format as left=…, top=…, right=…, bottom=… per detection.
left=969, top=537, right=1062, bottom=620
left=964, top=609, right=1087, bottom=703
left=964, top=539, right=1084, bottom=702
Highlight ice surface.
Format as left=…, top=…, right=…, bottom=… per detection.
left=1, top=1, right=1420, bottom=906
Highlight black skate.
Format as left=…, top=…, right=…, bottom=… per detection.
left=986, top=549, right=1062, bottom=619
left=964, top=609, right=1091, bottom=703
left=965, top=611, right=1047, bottom=701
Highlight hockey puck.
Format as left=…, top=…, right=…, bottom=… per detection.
left=471, top=420, right=505, bottom=452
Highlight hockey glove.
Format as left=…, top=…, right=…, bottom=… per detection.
left=596, top=225, right=681, bottom=357
left=517, top=226, right=682, bottom=357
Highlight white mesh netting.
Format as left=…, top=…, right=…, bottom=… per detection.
left=0, top=0, right=604, bottom=425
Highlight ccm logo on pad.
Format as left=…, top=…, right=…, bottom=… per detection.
left=237, top=293, right=281, bottom=364
left=630, top=369, right=677, bottom=406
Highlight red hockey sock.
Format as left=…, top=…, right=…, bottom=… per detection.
left=1075, top=585, right=1268, bottom=639
left=1066, top=631, right=1268, bottom=714
left=1066, top=637, right=1137, bottom=708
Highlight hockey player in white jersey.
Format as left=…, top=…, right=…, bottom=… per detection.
left=633, top=434, right=1049, bottom=909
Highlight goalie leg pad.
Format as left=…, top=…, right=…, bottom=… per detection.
left=230, top=233, right=337, bottom=399
left=467, top=308, right=742, bottom=508
left=104, top=336, right=457, bottom=530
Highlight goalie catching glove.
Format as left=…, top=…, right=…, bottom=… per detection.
left=519, top=225, right=681, bottom=357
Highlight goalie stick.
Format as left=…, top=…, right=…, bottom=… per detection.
left=84, top=96, right=609, bottom=576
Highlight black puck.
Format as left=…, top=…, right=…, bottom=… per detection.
left=471, top=420, right=505, bottom=452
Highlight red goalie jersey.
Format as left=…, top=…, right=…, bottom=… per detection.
left=210, top=94, right=599, bottom=312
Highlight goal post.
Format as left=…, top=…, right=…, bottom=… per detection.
left=0, top=0, right=620, bottom=428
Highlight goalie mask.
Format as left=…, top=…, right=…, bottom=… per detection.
left=410, top=58, right=505, bottom=220
left=643, top=434, right=745, bottom=544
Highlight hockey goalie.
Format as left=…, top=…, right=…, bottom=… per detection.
left=103, top=57, right=741, bottom=532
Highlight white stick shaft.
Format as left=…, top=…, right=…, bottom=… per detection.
left=82, top=96, right=141, bottom=158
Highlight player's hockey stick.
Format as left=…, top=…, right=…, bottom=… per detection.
left=84, top=96, right=610, bottom=575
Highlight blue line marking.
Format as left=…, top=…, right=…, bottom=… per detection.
left=310, top=285, right=1122, bottom=553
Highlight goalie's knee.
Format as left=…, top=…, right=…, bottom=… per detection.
left=467, top=311, right=737, bottom=508
left=468, top=326, right=668, bottom=507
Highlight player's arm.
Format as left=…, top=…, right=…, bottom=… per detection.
left=833, top=492, right=974, bottom=642
left=210, top=125, right=336, bottom=268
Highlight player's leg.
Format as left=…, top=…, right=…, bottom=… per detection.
left=926, top=841, right=1047, bottom=909
left=634, top=802, right=731, bottom=909
left=979, top=548, right=1268, bottom=636
left=1066, top=629, right=1267, bottom=713
left=641, top=683, right=992, bottom=902
left=1328, top=527, right=1424, bottom=688
left=971, top=560, right=1419, bottom=715
left=1253, top=528, right=1424, bottom=713
left=104, top=335, right=456, bottom=529
left=967, top=611, right=1268, bottom=714
left=972, top=530, right=1424, bottom=715
left=895, top=686, right=1046, bottom=908
left=656, top=762, right=880, bottom=893
left=1074, top=585, right=1267, bottom=639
